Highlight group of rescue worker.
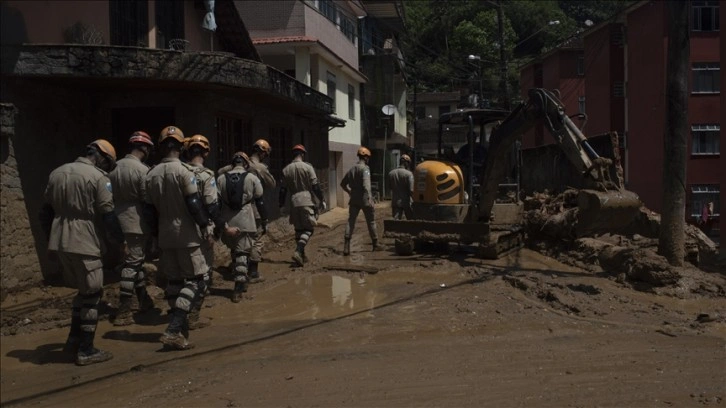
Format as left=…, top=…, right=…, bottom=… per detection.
left=39, top=127, right=415, bottom=366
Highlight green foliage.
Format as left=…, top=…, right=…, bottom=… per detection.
left=402, top=0, right=635, bottom=102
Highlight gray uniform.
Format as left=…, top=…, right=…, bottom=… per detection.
left=190, top=162, right=218, bottom=273
left=217, top=165, right=263, bottom=284
left=44, top=157, right=116, bottom=335
left=108, top=154, right=150, bottom=300
left=341, top=160, right=378, bottom=241
left=282, top=158, right=319, bottom=247
left=388, top=165, right=414, bottom=220
left=145, top=158, right=208, bottom=314
left=247, top=154, right=275, bottom=263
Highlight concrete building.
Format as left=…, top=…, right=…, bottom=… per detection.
left=0, top=0, right=336, bottom=291
left=410, top=91, right=463, bottom=157
left=519, top=0, right=721, bottom=241
left=236, top=0, right=367, bottom=208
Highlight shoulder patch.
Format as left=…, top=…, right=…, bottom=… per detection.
left=190, top=175, right=197, bottom=184
left=105, top=182, right=113, bottom=192
left=210, top=178, right=217, bottom=188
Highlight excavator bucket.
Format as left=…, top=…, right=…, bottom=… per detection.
left=576, top=189, right=642, bottom=236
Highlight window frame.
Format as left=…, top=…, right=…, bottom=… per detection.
left=689, top=184, right=720, bottom=218
left=691, top=124, right=721, bottom=155
left=692, top=62, right=721, bottom=94
left=691, top=0, right=720, bottom=32
left=326, top=71, right=337, bottom=113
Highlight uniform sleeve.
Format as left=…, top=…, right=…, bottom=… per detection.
left=216, top=175, right=226, bottom=204
left=258, top=167, right=277, bottom=189
left=307, top=165, right=319, bottom=186
left=251, top=175, right=263, bottom=199
left=139, top=168, right=148, bottom=204
left=143, top=173, right=153, bottom=204
left=407, top=171, right=414, bottom=194
left=179, top=168, right=199, bottom=196
left=340, top=169, right=350, bottom=190
left=95, top=175, right=115, bottom=214
left=202, top=171, right=218, bottom=205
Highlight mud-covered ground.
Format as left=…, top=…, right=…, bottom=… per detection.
left=1, top=204, right=725, bottom=407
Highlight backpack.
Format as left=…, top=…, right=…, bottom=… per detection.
left=225, top=172, right=250, bottom=211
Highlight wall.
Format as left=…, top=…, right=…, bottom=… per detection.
left=584, top=25, right=614, bottom=136
left=2, top=0, right=110, bottom=44
left=236, top=0, right=305, bottom=39
left=626, top=1, right=666, bottom=212
left=0, top=103, right=40, bottom=296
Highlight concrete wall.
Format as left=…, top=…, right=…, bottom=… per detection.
left=721, top=0, right=725, bottom=256
left=0, top=103, right=40, bottom=297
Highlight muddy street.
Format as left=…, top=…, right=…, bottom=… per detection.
left=1, top=204, right=725, bottom=407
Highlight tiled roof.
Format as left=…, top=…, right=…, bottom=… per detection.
left=253, top=36, right=318, bottom=45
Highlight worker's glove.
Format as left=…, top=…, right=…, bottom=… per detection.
left=223, top=226, right=242, bottom=238
left=260, top=219, right=268, bottom=235
left=203, top=224, right=216, bottom=246
left=320, top=201, right=327, bottom=212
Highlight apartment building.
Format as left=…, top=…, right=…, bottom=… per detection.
left=519, top=0, right=722, bottom=243
left=236, top=0, right=368, bottom=208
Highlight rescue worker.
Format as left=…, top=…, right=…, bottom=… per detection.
left=388, top=154, right=414, bottom=220
left=246, top=139, right=276, bottom=283
left=183, top=134, right=221, bottom=328
left=144, top=126, right=237, bottom=350
left=279, top=144, right=326, bottom=266
left=39, top=139, right=125, bottom=366
left=340, top=147, right=380, bottom=255
left=217, top=151, right=266, bottom=302
left=108, top=131, right=156, bottom=327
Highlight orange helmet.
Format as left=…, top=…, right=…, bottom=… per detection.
left=184, top=134, right=210, bottom=151
left=129, top=131, right=153, bottom=146
left=292, top=144, right=307, bottom=153
left=357, top=146, right=371, bottom=158
left=253, top=139, right=272, bottom=154
left=401, top=154, right=411, bottom=163
left=159, top=126, right=185, bottom=144
left=88, top=139, right=117, bottom=161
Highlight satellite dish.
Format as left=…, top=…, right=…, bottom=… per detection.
left=381, top=104, right=396, bottom=116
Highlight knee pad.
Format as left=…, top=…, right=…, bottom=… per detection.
left=233, top=253, right=248, bottom=275
left=175, top=281, right=199, bottom=313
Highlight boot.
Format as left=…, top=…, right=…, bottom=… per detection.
left=136, top=286, right=155, bottom=313
left=248, top=261, right=265, bottom=284
left=372, top=239, right=383, bottom=252
left=76, top=331, right=113, bottom=366
left=343, top=239, right=351, bottom=256
left=112, top=297, right=134, bottom=326
left=63, top=313, right=81, bottom=354
left=231, top=281, right=247, bottom=303
left=292, top=250, right=305, bottom=267
left=160, top=309, right=194, bottom=350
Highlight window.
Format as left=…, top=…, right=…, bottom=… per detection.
left=438, top=105, right=450, bottom=118
left=348, top=84, right=355, bottom=120
left=110, top=0, right=148, bottom=46
left=692, top=63, right=720, bottom=93
left=692, top=124, right=720, bottom=155
left=340, top=16, right=357, bottom=43
left=576, top=53, right=585, bottom=76
left=692, top=1, right=720, bottom=31
left=319, top=0, right=336, bottom=22
left=326, top=72, right=336, bottom=112
left=690, top=184, right=720, bottom=219
left=415, top=106, right=426, bottom=120
left=578, top=96, right=586, bottom=114
left=156, top=0, right=185, bottom=49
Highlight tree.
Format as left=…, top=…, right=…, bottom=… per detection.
left=658, top=0, right=690, bottom=266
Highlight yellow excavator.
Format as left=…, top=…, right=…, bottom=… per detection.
left=384, top=88, right=642, bottom=258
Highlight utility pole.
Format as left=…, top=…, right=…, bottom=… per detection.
left=496, top=0, right=509, bottom=110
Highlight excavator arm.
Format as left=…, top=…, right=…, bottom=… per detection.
left=477, top=88, right=628, bottom=222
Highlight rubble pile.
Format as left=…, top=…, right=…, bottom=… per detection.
left=522, top=190, right=723, bottom=296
